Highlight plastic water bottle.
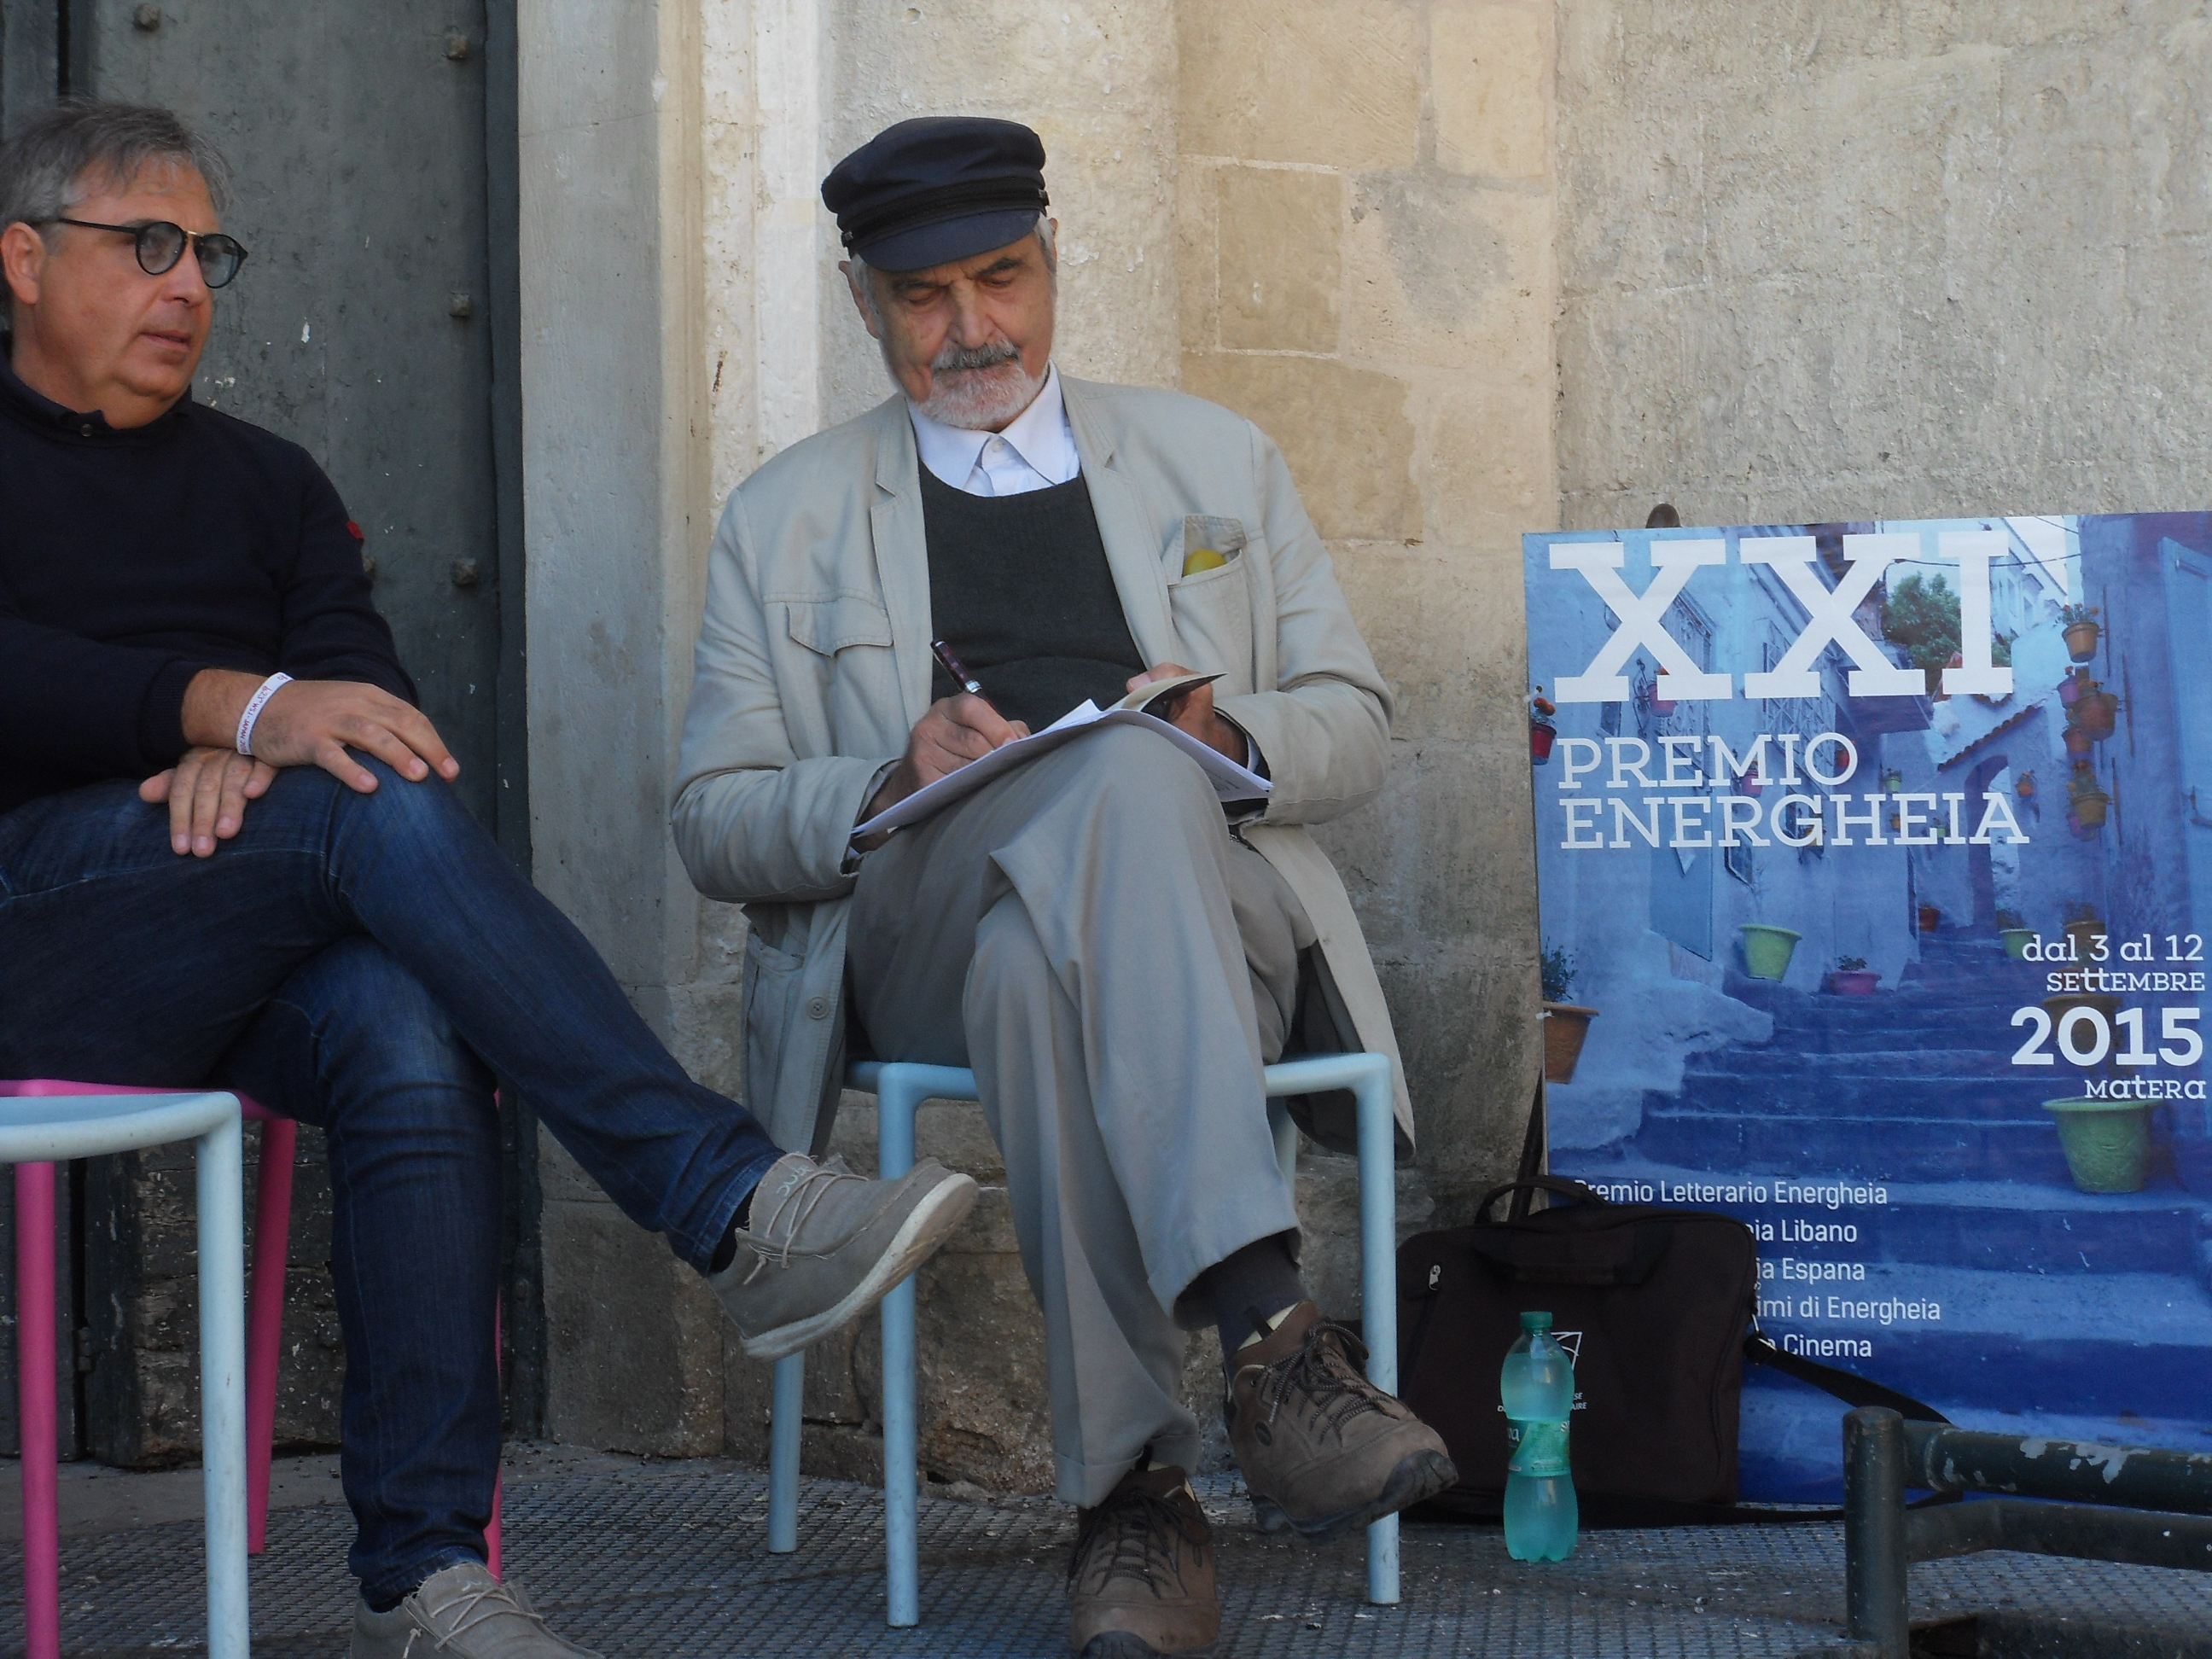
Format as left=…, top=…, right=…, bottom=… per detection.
left=1501, top=1309, right=1578, bottom=1561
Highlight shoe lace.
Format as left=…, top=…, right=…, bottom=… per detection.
left=1256, top=1321, right=1393, bottom=1445
left=1068, top=1487, right=1208, bottom=1596
left=427, top=1576, right=551, bottom=1649
left=739, top=1157, right=867, bottom=1282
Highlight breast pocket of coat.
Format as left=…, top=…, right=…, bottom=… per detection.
left=1165, top=526, right=1257, bottom=692
left=781, top=593, right=897, bottom=721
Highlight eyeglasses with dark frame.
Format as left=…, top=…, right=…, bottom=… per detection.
left=48, top=217, right=248, bottom=288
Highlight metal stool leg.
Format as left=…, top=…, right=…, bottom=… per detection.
left=195, top=1110, right=251, bottom=1658
left=768, top=1352, right=804, bottom=1553
left=16, top=1161, right=60, bottom=1659
left=1353, top=1057, right=1401, bottom=1605
left=879, top=1067, right=922, bottom=1628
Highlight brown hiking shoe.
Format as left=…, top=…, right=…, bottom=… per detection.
left=1067, top=1464, right=1220, bottom=1658
left=1227, top=1301, right=1457, bottom=1542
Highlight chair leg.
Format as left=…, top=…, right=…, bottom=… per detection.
left=878, top=1070, right=921, bottom=1629
left=16, top=1161, right=60, bottom=1659
left=195, top=1113, right=252, bottom=1659
left=245, top=1115, right=295, bottom=1555
left=1353, top=1057, right=1401, bottom=1606
left=767, top=1352, right=805, bottom=1552
left=487, top=1302, right=505, bottom=1578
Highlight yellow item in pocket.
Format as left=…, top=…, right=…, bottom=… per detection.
left=1180, top=548, right=1229, bottom=577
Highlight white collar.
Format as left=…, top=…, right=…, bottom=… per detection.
left=907, top=364, right=1077, bottom=493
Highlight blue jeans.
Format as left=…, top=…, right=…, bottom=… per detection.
left=0, top=763, right=781, bottom=1604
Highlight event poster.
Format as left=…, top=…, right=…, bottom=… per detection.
left=1522, top=515, right=2212, bottom=1499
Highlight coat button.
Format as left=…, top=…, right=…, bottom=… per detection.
left=805, top=995, right=830, bottom=1020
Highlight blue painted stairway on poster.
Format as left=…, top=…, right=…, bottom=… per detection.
left=1560, top=928, right=2212, bottom=1502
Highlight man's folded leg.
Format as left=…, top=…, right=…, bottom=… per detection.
left=0, top=766, right=972, bottom=1307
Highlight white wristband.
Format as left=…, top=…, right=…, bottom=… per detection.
left=235, top=672, right=293, bottom=757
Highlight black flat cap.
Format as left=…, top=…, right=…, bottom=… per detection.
left=823, top=117, right=1049, bottom=272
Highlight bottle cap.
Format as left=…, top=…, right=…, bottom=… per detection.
left=1520, top=1311, right=1553, bottom=1330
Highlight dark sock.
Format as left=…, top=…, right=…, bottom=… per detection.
left=709, top=1180, right=760, bottom=1275
left=369, top=1587, right=410, bottom=1613
left=1196, top=1234, right=1307, bottom=1362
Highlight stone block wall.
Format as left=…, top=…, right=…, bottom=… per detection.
left=1554, top=0, right=2212, bottom=527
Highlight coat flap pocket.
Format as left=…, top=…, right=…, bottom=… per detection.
left=783, top=592, right=894, bottom=656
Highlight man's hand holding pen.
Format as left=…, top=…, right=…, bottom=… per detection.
left=858, top=638, right=1033, bottom=843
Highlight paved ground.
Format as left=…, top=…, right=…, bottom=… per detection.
left=3, top=1450, right=2208, bottom=1656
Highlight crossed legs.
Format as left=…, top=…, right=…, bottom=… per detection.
left=848, top=725, right=1312, bottom=1503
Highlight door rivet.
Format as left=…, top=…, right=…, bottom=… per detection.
left=445, top=32, right=471, bottom=61
left=132, top=4, right=160, bottom=30
left=451, top=559, right=481, bottom=589
left=449, top=292, right=475, bottom=320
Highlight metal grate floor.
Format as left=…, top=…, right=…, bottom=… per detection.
left=9, top=1461, right=2210, bottom=1656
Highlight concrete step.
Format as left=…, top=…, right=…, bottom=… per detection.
left=1557, top=1159, right=2212, bottom=1279
left=1654, top=1070, right=2104, bottom=1117
left=1689, top=1047, right=2023, bottom=1079
left=1629, top=1109, right=2082, bottom=1182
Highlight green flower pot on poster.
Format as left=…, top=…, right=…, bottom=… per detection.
left=1738, top=924, right=1802, bottom=981
left=2043, top=1097, right=2152, bottom=1194
left=1999, top=928, right=2035, bottom=959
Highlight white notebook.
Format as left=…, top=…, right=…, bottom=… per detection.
left=852, top=672, right=1271, bottom=840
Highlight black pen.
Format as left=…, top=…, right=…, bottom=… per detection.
left=931, top=638, right=992, bottom=704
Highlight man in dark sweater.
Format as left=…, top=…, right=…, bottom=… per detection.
left=0, top=100, right=978, bottom=1656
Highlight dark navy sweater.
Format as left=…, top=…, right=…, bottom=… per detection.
left=0, top=356, right=412, bottom=818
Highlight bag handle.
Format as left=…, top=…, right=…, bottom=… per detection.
left=1507, top=1077, right=1546, bottom=1221
left=1743, top=1330, right=1951, bottom=1424
left=1474, top=1173, right=1613, bottom=1221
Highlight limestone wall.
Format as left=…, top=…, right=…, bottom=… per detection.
left=1555, top=2, right=2212, bottom=528
left=517, top=0, right=1557, bottom=1485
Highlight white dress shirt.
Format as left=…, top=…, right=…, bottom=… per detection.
left=909, top=364, right=1078, bottom=496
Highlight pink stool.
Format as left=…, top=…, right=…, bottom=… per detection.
left=4, top=1079, right=503, bottom=1651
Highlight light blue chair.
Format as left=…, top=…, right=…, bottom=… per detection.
left=765, top=1052, right=1403, bottom=1627
left=1, top=1090, right=247, bottom=1659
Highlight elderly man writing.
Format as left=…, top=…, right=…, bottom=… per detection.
left=0, top=99, right=980, bottom=1657
left=676, top=118, right=1454, bottom=1657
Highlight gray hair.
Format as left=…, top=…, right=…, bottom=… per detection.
left=0, top=97, right=231, bottom=232
left=849, top=212, right=1057, bottom=323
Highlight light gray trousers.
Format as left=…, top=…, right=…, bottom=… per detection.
left=847, top=725, right=1310, bottom=1505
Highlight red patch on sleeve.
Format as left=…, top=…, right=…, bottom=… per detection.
left=346, top=520, right=365, bottom=541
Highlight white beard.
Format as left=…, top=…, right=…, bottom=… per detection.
left=905, top=349, right=1046, bottom=432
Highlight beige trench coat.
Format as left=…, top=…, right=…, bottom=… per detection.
left=672, top=376, right=1414, bottom=1161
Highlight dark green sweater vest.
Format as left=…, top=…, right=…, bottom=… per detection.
left=920, top=464, right=1145, bottom=732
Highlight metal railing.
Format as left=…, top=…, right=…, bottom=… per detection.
left=1843, top=1406, right=2212, bottom=1656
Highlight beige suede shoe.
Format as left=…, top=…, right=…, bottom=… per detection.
left=1228, top=1301, right=1457, bottom=1542
left=710, top=1151, right=978, bottom=1359
left=350, top=1562, right=601, bottom=1658
left=1067, top=1464, right=1220, bottom=1658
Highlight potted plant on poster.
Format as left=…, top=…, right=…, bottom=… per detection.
left=1831, top=956, right=1881, bottom=995
left=2060, top=603, right=2101, bottom=663
left=1540, top=945, right=1598, bottom=1083
left=1918, top=904, right=1941, bottom=934
left=2074, top=680, right=2119, bottom=741
left=2063, top=720, right=2093, bottom=759
left=2067, top=763, right=2110, bottom=830
left=1529, top=687, right=1557, bottom=765
left=1738, top=923, right=1801, bottom=981
left=2062, top=901, right=2107, bottom=960
left=2058, top=666, right=2089, bottom=708
left=1995, top=908, right=2035, bottom=959
left=2043, top=1097, right=2152, bottom=1193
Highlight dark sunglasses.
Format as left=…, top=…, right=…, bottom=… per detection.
left=49, top=217, right=248, bottom=288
